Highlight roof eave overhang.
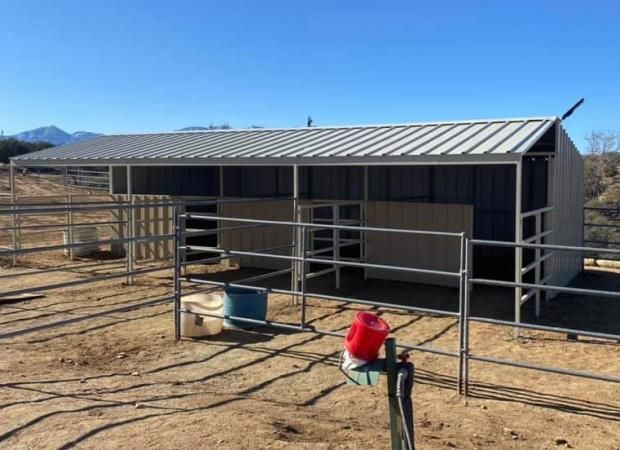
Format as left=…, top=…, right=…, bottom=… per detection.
left=11, top=153, right=524, bottom=167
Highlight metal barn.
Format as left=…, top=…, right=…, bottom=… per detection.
left=10, top=116, right=584, bottom=322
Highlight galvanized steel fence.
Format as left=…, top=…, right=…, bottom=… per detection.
left=583, top=206, right=620, bottom=259
left=0, top=198, right=618, bottom=397
left=0, top=198, right=180, bottom=340
left=65, top=167, right=110, bottom=192
left=172, top=206, right=620, bottom=397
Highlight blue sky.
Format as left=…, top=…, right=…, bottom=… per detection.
left=1, top=0, right=619, bottom=150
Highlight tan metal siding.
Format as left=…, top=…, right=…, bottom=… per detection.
left=550, top=123, right=584, bottom=287
left=366, top=201, right=473, bottom=287
left=221, top=200, right=294, bottom=270
left=134, top=195, right=174, bottom=260
left=110, top=195, right=174, bottom=261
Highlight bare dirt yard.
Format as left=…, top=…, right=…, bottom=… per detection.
left=0, top=171, right=619, bottom=449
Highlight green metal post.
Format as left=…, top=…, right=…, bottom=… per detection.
left=385, top=338, right=403, bottom=450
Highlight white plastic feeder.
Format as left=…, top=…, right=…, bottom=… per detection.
left=181, top=293, right=224, bottom=337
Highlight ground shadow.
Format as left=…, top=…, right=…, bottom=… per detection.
left=1, top=263, right=618, bottom=447
left=3, top=329, right=618, bottom=449
left=192, top=328, right=276, bottom=345
left=533, top=269, right=620, bottom=336
left=193, top=266, right=620, bottom=336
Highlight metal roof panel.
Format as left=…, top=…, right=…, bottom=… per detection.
left=11, top=117, right=558, bottom=166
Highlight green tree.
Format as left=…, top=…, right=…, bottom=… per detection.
left=0, top=139, right=53, bottom=163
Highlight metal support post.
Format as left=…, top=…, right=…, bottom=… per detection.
left=218, top=165, right=224, bottom=249
left=534, top=212, right=541, bottom=317
left=363, top=165, right=369, bottom=280
left=126, top=166, right=134, bottom=285
left=333, top=204, right=341, bottom=289
left=300, top=225, right=307, bottom=328
left=64, top=167, right=74, bottom=260
left=108, top=165, right=114, bottom=195
left=173, top=205, right=182, bottom=341
left=310, top=206, right=315, bottom=267
left=463, top=238, right=472, bottom=397
left=291, top=165, right=300, bottom=305
left=66, top=193, right=74, bottom=260
left=9, top=162, right=18, bottom=266
left=457, top=232, right=466, bottom=395
left=180, top=205, right=187, bottom=275
left=514, top=160, right=523, bottom=336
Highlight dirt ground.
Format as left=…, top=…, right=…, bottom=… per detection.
left=0, top=169, right=113, bottom=250
left=0, top=171, right=619, bottom=449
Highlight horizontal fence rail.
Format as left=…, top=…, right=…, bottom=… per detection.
left=1, top=195, right=619, bottom=401
left=583, top=206, right=620, bottom=256
left=174, top=210, right=467, bottom=387
left=462, top=237, right=620, bottom=394
left=0, top=196, right=295, bottom=215
left=0, top=264, right=173, bottom=299
left=0, top=233, right=174, bottom=257
left=0, top=195, right=187, bottom=341
left=173, top=211, right=620, bottom=399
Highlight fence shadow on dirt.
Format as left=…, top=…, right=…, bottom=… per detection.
left=2, top=297, right=618, bottom=449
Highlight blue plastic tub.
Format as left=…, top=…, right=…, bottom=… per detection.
left=223, top=287, right=268, bottom=329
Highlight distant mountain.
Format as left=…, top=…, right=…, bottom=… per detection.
left=70, top=130, right=101, bottom=142
left=7, top=126, right=102, bottom=146
left=176, top=124, right=232, bottom=131
left=5, top=123, right=265, bottom=146
left=177, top=126, right=212, bottom=131
left=176, top=124, right=265, bottom=131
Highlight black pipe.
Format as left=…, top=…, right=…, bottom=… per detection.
left=396, top=362, right=415, bottom=449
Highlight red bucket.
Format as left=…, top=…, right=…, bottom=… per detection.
left=344, top=312, right=390, bottom=362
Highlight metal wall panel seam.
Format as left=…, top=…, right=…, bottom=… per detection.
left=181, top=130, right=279, bottom=158
left=136, top=133, right=238, bottom=159
left=509, top=120, right=556, bottom=155
left=453, top=121, right=514, bottom=155
left=438, top=122, right=496, bottom=155
left=341, top=126, right=422, bottom=157
left=343, top=126, right=424, bottom=157
left=239, top=128, right=336, bottom=158
left=169, top=130, right=263, bottom=157
left=477, top=121, right=534, bottom=154
left=291, top=127, right=381, bottom=158
left=210, top=130, right=311, bottom=158
left=369, top=125, right=434, bottom=156
left=309, top=127, right=401, bottom=158
left=418, top=123, right=483, bottom=156
left=269, top=127, right=361, bottom=157
left=468, top=121, right=529, bottom=155
left=201, top=130, right=307, bottom=158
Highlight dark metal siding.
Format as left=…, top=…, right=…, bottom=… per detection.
left=111, top=166, right=219, bottom=196
left=111, top=164, right=545, bottom=280
left=111, top=166, right=127, bottom=193
left=224, top=167, right=292, bottom=197
left=303, top=167, right=363, bottom=200
left=367, top=165, right=516, bottom=279
left=369, top=167, right=432, bottom=201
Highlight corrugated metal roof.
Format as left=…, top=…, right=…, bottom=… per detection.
left=12, top=117, right=557, bottom=166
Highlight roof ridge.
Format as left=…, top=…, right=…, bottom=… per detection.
left=103, top=116, right=558, bottom=137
